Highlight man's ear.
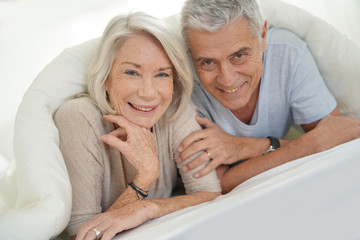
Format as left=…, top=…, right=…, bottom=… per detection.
left=261, top=20, right=268, bottom=52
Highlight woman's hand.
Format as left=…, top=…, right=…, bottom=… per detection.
left=75, top=200, right=159, bottom=240
left=101, top=114, right=159, bottom=184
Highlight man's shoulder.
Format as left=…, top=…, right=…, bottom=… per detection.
left=267, top=27, right=306, bottom=49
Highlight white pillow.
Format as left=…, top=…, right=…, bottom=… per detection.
left=0, top=39, right=98, bottom=239
left=261, top=0, right=360, bottom=117
left=4, top=1, right=360, bottom=239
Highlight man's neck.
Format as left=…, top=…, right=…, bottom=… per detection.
left=230, top=83, right=260, bottom=125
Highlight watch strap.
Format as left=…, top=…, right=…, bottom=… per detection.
left=263, top=136, right=280, bottom=154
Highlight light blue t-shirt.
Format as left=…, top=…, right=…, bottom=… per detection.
left=191, top=27, right=337, bottom=138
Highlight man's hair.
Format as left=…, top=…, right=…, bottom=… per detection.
left=87, top=12, right=193, bottom=122
left=181, top=0, right=265, bottom=45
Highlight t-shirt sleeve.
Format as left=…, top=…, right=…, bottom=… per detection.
left=290, top=45, right=337, bottom=124
left=171, top=101, right=221, bottom=194
left=54, top=99, right=104, bottom=236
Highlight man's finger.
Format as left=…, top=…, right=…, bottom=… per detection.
left=177, top=137, right=209, bottom=164
left=180, top=151, right=210, bottom=172
left=196, top=115, right=215, bottom=128
left=193, top=158, right=220, bottom=178
left=177, top=129, right=206, bottom=152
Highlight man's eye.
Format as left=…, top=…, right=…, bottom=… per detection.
left=125, top=70, right=138, bottom=76
left=234, top=53, right=244, bottom=59
left=203, top=59, right=214, bottom=66
left=232, top=53, right=247, bottom=64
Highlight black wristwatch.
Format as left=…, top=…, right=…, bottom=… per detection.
left=263, top=136, right=280, bottom=154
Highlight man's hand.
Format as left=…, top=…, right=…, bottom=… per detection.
left=177, top=116, right=269, bottom=178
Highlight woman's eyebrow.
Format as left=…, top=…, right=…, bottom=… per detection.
left=120, top=62, right=141, bottom=68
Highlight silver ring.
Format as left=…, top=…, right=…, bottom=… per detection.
left=207, top=151, right=212, bottom=159
left=93, top=228, right=102, bottom=240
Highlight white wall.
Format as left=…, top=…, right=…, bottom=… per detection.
left=0, top=0, right=359, bottom=175
left=281, top=0, right=360, bottom=44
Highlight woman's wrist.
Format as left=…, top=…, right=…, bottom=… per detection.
left=133, top=174, right=157, bottom=193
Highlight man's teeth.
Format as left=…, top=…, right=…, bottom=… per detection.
left=132, top=104, right=154, bottom=111
left=224, top=87, right=239, bottom=93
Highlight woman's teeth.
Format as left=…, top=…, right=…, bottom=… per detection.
left=130, top=103, right=154, bottom=111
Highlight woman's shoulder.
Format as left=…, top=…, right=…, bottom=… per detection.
left=56, top=94, right=101, bottom=118
left=54, top=94, right=103, bottom=128
left=156, top=101, right=201, bottom=143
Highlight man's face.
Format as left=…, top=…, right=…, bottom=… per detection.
left=187, top=18, right=267, bottom=112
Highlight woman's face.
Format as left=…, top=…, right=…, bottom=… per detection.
left=105, top=34, right=174, bottom=129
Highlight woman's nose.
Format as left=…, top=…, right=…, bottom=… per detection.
left=138, top=76, right=156, bottom=98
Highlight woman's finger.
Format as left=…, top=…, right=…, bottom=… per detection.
left=101, top=134, right=127, bottom=152
left=103, top=115, right=135, bottom=131
left=106, top=127, right=127, bottom=139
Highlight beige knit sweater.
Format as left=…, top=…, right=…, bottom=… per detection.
left=54, top=96, right=221, bottom=236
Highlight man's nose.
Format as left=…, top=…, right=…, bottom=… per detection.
left=218, top=61, right=237, bottom=86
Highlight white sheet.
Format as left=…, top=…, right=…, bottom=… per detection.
left=114, top=139, right=360, bottom=240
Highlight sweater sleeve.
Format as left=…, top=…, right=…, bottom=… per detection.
left=171, top=101, right=221, bottom=194
left=54, top=98, right=104, bottom=237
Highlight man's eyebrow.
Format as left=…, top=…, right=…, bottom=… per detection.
left=195, top=57, right=213, bottom=63
left=195, top=46, right=251, bottom=63
left=230, top=47, right=251, bottom=57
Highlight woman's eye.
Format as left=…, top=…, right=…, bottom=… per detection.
left=156, top=72, right=170, bottom=77
left=125, top=70, right=138, bottom=76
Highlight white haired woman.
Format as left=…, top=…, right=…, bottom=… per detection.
left=54, top=12, right=221, bottom=240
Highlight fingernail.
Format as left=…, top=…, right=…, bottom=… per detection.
left=177, top=146, right=183, bottom=152
left=176, top=157, right=181, bottom=164
left=101, top=135, right=108, bottom=142
left=194, top=173, right=199, bottom=178
left=182, top=166, right=188, bottom=172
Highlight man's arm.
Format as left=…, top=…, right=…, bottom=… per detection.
left=177, top=109, right=360, bottom=193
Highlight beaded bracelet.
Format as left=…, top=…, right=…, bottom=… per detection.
left=128, top=182, right=149, bottom=200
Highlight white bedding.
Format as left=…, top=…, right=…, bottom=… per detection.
left=0, top=0, right=359, bottom=239
left=114, top=139, right=360, bottom=240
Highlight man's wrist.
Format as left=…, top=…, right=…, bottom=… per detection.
left=263, top=136, right=280, bottom=154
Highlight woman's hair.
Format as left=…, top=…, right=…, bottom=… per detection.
left=181, top=0, right=265, bottom=45
left=87, top=12, right=193, bottom=122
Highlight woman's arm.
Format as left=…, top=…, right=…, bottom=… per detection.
left=100, top=114, right=161, bottom=210
left=75, top=191, right=220, bottom=240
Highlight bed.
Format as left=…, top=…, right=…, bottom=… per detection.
left=0, top=0, right=359, bottom=239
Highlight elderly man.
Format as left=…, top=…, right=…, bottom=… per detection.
left=177, top=0, right=360, bottom=193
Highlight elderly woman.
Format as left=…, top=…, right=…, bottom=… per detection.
left=54, top=12, right=221, bottom=240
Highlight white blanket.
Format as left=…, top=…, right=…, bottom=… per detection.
left=0, top=0, right=359, bottom=239
left=115, top=139, right=360, bottom=240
